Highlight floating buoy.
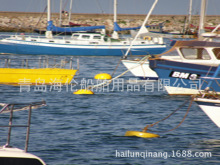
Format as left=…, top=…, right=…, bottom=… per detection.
left=73, top=89, right=94, bottom=95
left=125, top=131, right=159, bottom=138
left=94, top=73, right=112, bottom=80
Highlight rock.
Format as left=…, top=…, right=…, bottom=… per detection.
left=0, top=12, right=219, bottom=33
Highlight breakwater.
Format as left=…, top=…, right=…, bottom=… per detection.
left=0, top=12, right=220, bottom=33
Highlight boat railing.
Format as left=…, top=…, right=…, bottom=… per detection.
left=0, top=56, right=78, bottom=70
left=0, top=101, right=46, bottom=152
left=29, top=35, right=68, bottom=40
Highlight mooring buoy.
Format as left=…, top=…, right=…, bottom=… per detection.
left=73, top=89, right=94, bottom=95
left=125, top=131, right=159, bottom=138
left=94, top=73, right=112, bottom=80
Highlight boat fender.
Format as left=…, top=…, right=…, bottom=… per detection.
left=144, top=36, right=152, bottom=40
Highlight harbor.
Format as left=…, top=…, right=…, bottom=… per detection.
left=0, top=0, right=219, bottom=164
left=0, top=54, right=218, bottom=164
left=0, top=12, right=220, bottom=34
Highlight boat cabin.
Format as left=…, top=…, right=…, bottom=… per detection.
left=71, top=33, right=104, bottom=41
left=0, top=147, right=46, bottom=165
left=161, top=41, right=220, bottom=65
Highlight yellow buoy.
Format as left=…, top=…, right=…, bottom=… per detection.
left=94, top=73, right=112, bottom=80
left=73, top=89, right=94, bottom=95
left=125, top=131, right=159, bottom=138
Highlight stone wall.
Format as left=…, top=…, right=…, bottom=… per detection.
left=0, top=12, right=220, bottom=33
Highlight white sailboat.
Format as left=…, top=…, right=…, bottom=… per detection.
left=0, top=0, right=166, bottom=56
left=194, top=65, right=220, bottom=128
left=194, top=96, right=220, bottom=128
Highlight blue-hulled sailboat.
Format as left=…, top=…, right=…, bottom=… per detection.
left=0, top=0, right=166, bottom=56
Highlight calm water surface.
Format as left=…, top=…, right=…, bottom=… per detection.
left=0, top=36, right=219, bottom=165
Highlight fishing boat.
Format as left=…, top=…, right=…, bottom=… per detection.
left=0, top=101, right=47, bottom=165
left=0, top=57, right=77, bottom=85
left=149, top=40, right=220, bottom=95
left=148, top=1, right=220, bottom=94
left=0, top=0, right=166, bottom=56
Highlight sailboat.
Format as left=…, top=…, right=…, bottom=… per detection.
left=193, top=67, right=220, bottom=128
left=194, top=95, right=220, bottom=128
left=130, top=0, right=197, bottom=39
left=0, top=0, right=166, bottom=56
left=34, top=0, right=95, bottom=35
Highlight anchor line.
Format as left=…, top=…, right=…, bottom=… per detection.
left=142, top=97, right=194, bottom=133
left=111, top=58, right=122, bottom=77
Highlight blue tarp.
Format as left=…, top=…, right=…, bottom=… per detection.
left=113, top=22, right=153, bottom=32
left=113, top=22, right=141, bottom=31
left=47, top=21, right=105, bottom=32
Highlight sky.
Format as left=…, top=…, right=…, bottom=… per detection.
left=1, top=0, right=220, bottom=15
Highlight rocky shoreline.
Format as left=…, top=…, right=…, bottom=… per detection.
left=0, top=12, right=220, bottom=33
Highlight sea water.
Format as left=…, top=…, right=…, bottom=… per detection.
left=0, top=36, right=219, bottom=165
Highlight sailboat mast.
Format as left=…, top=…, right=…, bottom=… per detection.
left=68, top=0, right=73, bottom=23
left=138, top=0, right=158, bottom=34
left=123, top=0, right=158, bottom=58
left=198, top=0, right=207, bottom=38
left=188, top=0, right=192, bottom=26
left=113, top=0, right=117, bottom=23
left=47, top=0, right=51, bottom=22
left=46, top=0, right=53, bottom=38
left=183, top=0, right=192, bottom=34
left=59, top=0, right=63, bottom=26
left=112, top=0, right=119, bottom=39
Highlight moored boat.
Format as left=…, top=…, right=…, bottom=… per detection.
left=149, top=40, right=220, bottom=95
left=121, top=57, right=158, bottom=80
left=0, top=57, right=77, bottom=85
left=0, top=147, right=46, bottom=165
left=0, top=101, right=47, bottom=165
left=0, top=0, right=166, bottom=56
left=121, top=0, right=211, bottom=80
left=194, top=96, right=220, bottom=128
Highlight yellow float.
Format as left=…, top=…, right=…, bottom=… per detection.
left=73, top=89, right=94, bottom=95
left=94, top=73, right=112, bottom=80
left=125, top=131, right=159, bottom=138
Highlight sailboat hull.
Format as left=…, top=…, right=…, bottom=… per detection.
left=0, top=39, right=166, bottom=56
left=121, top=59, right=158, bottom=80
left=194, top=98, right=220, bottom=128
